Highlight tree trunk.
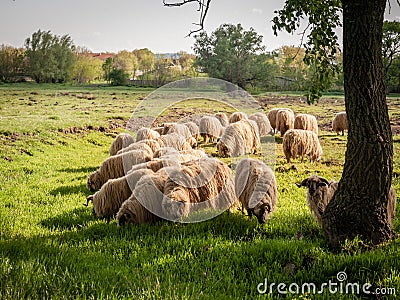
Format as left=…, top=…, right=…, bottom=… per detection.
left=322, top=0, right=394, bottom=249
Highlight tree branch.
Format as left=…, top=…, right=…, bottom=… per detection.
left=163, top=0, right=212, bottom=36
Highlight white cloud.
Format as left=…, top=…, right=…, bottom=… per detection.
left=252, top=8, right=263, bottom=14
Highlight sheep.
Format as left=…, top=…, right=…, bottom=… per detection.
left=282, top=129, right=322, bottom=163
left=135, top=139, right=162, bottom=153
left=116, top=142, right=153, bottom=156
left=267, top=108, right=282, bottom=133
left=161, top=157, right=237, bottom=221
left=249, top=112, right=273, bottom=136
left=161, top=123, right=176, bottom=135
left=199, top=116, right=225, bottom=143
left=87, top=149, right=153, bottom=191
left=229, top=111, right=248, bottom=123
left=153, top=147, right=206, bottom=161
left=214, top=112, right=229, bottom=127
left=183, top=121, right=200, bottom=140
left=109, top=133, right=135, bottom=156
left=156, top=133, right=192, bottom=151
left=152, top=127, right=165, bottom=135
left=166, top=123, right=192, bottom=139
left=276, top=109, right=295, bottom=136
left=216, top=119, right=260, bottom=158
left=136, top=127, right=161, bottom=142
left=294, top=113, right=319, bottom=135
left=116, top=169, right=170, bottom=225
left=235, top=158, right=278, bottom=224
left=332, top=112, right=347, bottom=135
left=296, top=175, right=338, bottom=225
left=128, top=158, right=178, bottom=174
left=86, top=169, right=153, bottom=220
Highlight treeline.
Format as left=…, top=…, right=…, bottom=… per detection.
left=2, top=22, right=400, bottom=91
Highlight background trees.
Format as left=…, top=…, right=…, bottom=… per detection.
left=0, top=45, right=25, bottom=82
left=193, top=24, right=270, bottom=89
left=113, top=50, right=138, bottom=79
left=71, top=54, right=103, bottom=84
left=25, top=30, right=75, bottom=83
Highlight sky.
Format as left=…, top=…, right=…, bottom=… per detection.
left=1, top=0, right=400, bottom=54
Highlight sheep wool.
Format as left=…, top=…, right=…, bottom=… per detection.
left=87, top=149, right=153, bottom=191
left=282, top=129, right=322, bottom=163
left=229, top=111, right=248, bottom=123
left=136, top=127, right=161, bottom=142
left=249, top=112, right=273, bottom=136
left=161, top=157, right=237, bottom=221
left=109, top=133, right=135, bottom=156
left=89, top=169, right=153, bottom=220
left=156, top=133, right=192, bottom=151
left=332, top=112, right=347, bottom=135
left=166, top=123, right=192, bottom=140
left=276, top=109, right=295, bottom=136
left=183, top=121, right=200, bottom=140
left=214, top=112, right=229, bottom=127
left=235, top=158, right=278, bottom=224
left=267, top=108, right=282, bottom=133
left=216, top=119, right=260, bottom=158
left=116, top=142, right=153, bottom=156
left=117, top=168, right=170, bottom=225
left=294, top=113, right=319, bottom=135
left=199, top=116, right=225, bottom=143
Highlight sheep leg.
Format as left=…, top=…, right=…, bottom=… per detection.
left=84, top=195, right=94, bottom=206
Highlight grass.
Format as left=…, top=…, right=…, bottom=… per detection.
left=0, top=83, right=399, bottom=299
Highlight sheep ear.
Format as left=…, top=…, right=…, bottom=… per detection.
left=318, top=177, right=330, bottom=186
left=296, top=178, right=308, bottom=188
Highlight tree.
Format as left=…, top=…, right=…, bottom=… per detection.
left=165, top=0, right=395, bottom=249
left=25, top=30, right=75, bottom=83
left=275, top=46, right=309, bottom=89
left=102, top=57, right=113, bottom=83
left=0, top=45, right=25, bottom=82
left=133, top=48, right=156, bottom=80
left=109, top=68, right=129, bottom=85
left=113, top=50, right=138, bottom=79
left=71, top=54, right=103, bottom=84
left=193, top=23, right=268, bottom=89
left=382, top=20, right=400, bottom=74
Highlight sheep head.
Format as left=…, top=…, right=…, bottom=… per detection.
left=86, top=172, right=100, bottom=192
left=216, top=141, right=230, bottom=158
left=248, top=202, right=271, bottom=224
left=296, top=175, right=330, bottom=197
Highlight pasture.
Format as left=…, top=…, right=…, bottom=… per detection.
left=0, top=83, right=399, bottom=299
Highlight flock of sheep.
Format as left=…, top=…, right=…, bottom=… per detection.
left=84, top=108, right=396, bottom=227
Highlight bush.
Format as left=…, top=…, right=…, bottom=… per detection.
left=109, top=68, right=129, bottom=85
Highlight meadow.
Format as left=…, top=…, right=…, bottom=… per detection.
left=0, top=83, right=399, bottom=299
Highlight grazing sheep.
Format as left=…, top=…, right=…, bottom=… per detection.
left=136, top=127, right=161, bottom=142
left=167, top=123, right=192, bottom=140
left=152, top=127, right=165, bottom=135
left=235, top=158, right=278, bottom=224
left=216, top=119, right=260, bottom=158
left=214, top=112, right=229, bottom=127
left=154, top=147, right=206, bottom=160
left=296, top=175, right=338, bottom=225
left=249, top=112, right=273, bottom=136
left=332, top=112, right=347, bottom=135
left=87, top=149, right=153, bottom=191
left=135, top=139, right=162, bottom=153
left=298, top=175, right=397, bottom=227
left=267, top=108, right=282, bottom=133
left=282, top=129, right=322, bottom=163
left=183, top=121, right=200, bottom=140
left=276, top=109, right=295, bottom=136
left=229, top=111, right=248, bottom=123
left=128, top=158, right=178, bottom=174
left=161, top=123, right=176, bottom=135
left=199, top=116, right=225, bottom=143
left=294, top=113, right=319, bottom=135
left=87, top=169, right=153, bottom=220
left=109, top=133, right=135, bottom=156
left=161, top=157, right=237, bottom=221
left=156, top=133, right=192, bottom=151
left=117, top=169, right=170, bottom=225
left=116, top=142, right=153, bottom=156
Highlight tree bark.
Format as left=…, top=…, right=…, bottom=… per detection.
left=322, top=0, right=394, bottom=249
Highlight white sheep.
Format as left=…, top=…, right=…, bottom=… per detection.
left=156, top=133, right=193, bottom=151
left=294, top=113, right=318, bottom=135
left=249, top=112, right=273, bottom=136
left=199, top=116, right=225, bottom=143
left=282, top=129, right=322, bottom=163
left=214, top=112, right=229, bottom=127
left=136, top=127, right=161, bottom=142
left=216, top=119, right=260, bottom=158
left=87, top=149, right=153, bottom=191
left=235, top=158, right=278, bottom=223
left=109, top=133, right=135, bottom=156
left=276, top=108, right=295, bottom=136
left=229, top=111, right=248, bottom=123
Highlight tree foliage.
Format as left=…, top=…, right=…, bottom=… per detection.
left=102, top=57, right=113, bottom=83
left=25, top=30, right=75, bottom=83
left=71, top=55, right=103, bottom=84
left=133, top=48, right=156, bottom=79
left=193, top=24, right=272, bottom=89
left=272, top=0, right=342, bottom=102
left=109, top=68, right=129, bottom=85
left=113, top=50, right=138, bottom=78
left=0, top=45, right=26, bottom=82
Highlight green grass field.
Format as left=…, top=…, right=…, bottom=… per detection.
left=0, top=83, right=399, bottom=299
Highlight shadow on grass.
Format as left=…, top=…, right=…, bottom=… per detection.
left=58, top=166, right=98, bottom=173
left=50, top=183, right=89, bottom=196
left=40, top=206, right=97, bottom=231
